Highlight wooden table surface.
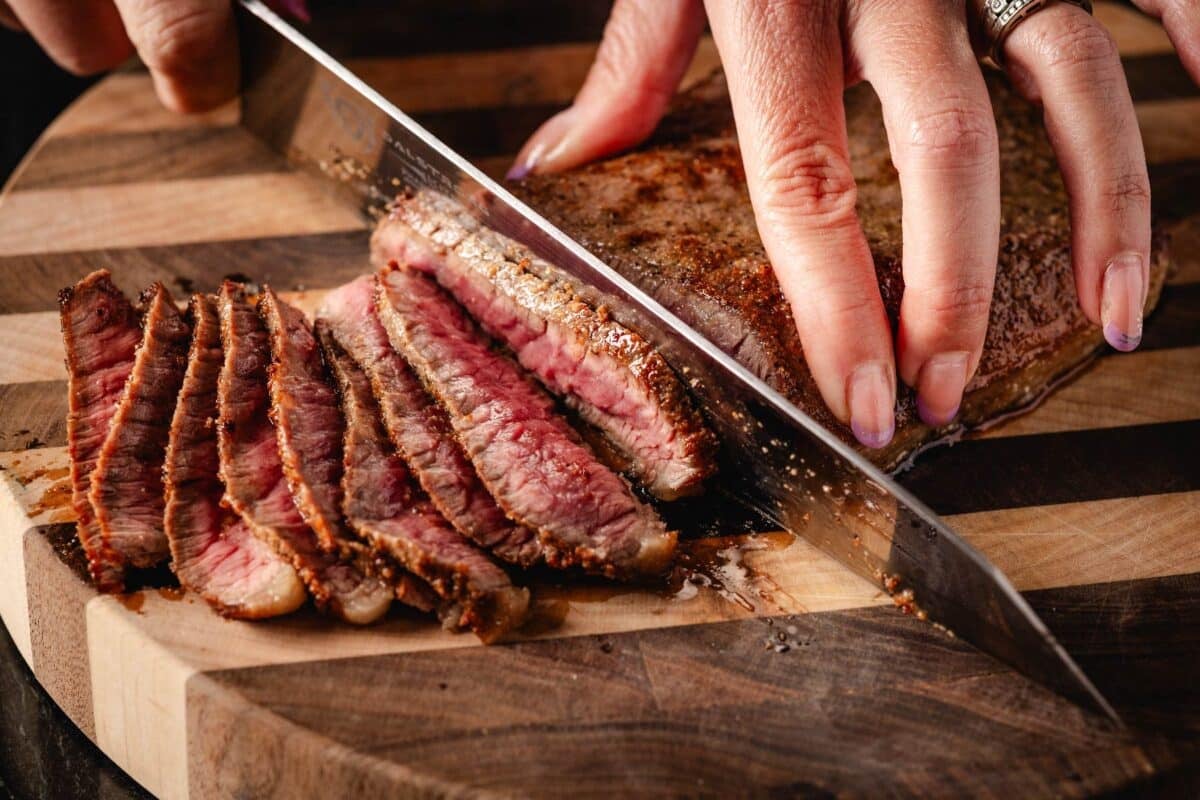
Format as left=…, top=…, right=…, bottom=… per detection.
left=0, top=2, right=1198, bottom=798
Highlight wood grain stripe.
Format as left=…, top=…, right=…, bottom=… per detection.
left=13, top=85, right=1198, bottom=195
left=185, top=604, right=1134, bottom=799
left=0, top=174, right=363, bottom=256
left=1140, top=283, right=1200, bottom=351
left=23, top=524, right=97, bottom=739
left=0, top=312, right=72, bottom=383
left=1027, top=570, right=1200, bottom=735
left=38, top=74, right=237, bottom=139
left=976, top=347, right=1200, bottom=438
left=186, top=567, right=1200, bottom=797
left=949, top=491, right=1200, bottom=592
left=900, top=419, right=1200, bottom=515
left=1097, top=2, right=1176, bottom=55
left=0, top=231, right=368, bottom=315
left=0, top=382, right=66, bottom=451
left=307, top=0, right=614, bottom=59
left=1142, top=100, right=1200, bottom=165
left=1124, top=54, right=1200, bottom=103
left=12, top=128, right=287, bottom=192
left=346, top=39, right=722, bottom=115
left=1151, top=159, right=1200, bottom=222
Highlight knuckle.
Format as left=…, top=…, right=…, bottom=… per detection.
left=134, top=5, right=225, bottom=76
left=759, top=138, right=859, bottom=224
left=1104, top=170, right=1152, bottom=214
left=1029, top=14, right=1119, bottom=73
left=904, top=103, right=998, bottom=166
left=912, top=281, right=994, bottom=324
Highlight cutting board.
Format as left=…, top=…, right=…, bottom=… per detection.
left=1, top=2, right=1199, bottom=797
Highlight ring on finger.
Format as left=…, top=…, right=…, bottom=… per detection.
left=968, top=0, right=1094, bottom=65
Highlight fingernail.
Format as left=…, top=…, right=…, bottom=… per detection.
left=1101, top=252, right=1146, bottom=352
left=505, top=142, right=546, bottom=181
left=916, top=351, right=970, bottom=427
left=266, top=0, right=311, bottom=22
left=847, top=361, right=895, bottom=449
left=506, top=107, right=580, bottom=180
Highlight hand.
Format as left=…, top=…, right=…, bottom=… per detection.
left=511, top=0, right=1200, bottom=449
left=0, top=0, right=307, bottom=112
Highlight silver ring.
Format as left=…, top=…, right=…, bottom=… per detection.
left=969, top=0, right=1095, bottom=66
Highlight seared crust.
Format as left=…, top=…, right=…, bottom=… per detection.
left=88, top=282, right=190, bottom=571
left=372, top=192, right=718, bottom=499
left=318, top=319, right=530, bottom=642
left=316, top=275, right=544, bottom=567
left=163, top=293, right=305, bottom=618
left=216, top=281, right=393, bottom=625
left=376, top=265, right=676, bottom=580
left=514, top=71, right=1171, bottom=469
left=59, top=270, right=142, bottom=591
left=259, top=287, right=350, bottom=552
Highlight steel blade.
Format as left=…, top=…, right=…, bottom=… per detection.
left=236, top=0, right=1119, bottom=722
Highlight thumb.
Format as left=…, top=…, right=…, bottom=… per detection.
left=112, top=0, right=237, bottom=113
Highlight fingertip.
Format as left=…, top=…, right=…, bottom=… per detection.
left=1099, top=252, right=1146, bottom=353
left=150, top=66, right=238, bottom=114
left=508, top=106, right=580, bottom=178
left=913, top=350, right=971, bottom=428
left=846, top=361, right=897, bottom=450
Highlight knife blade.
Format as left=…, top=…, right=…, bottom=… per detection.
left=235, top=0, right=1118, bottom=722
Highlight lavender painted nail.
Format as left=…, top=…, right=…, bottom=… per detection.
left=505, top=162, right=533, bottom=181
left=265, top=0, right=311, bottom=22
left=851, top=418, right=895, bottom=450
left=1104, top=322, right=1141, bottom=352
left=916, top=395, right=960, bottom=428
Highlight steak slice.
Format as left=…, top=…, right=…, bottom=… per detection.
left=259, top=287, right=349, bottom=552
left=316, top=276, right=542, bottom=567
left=88, top=282, right=190, bottom=572
left=318, top=321, right=531, bottom=642
left=164, top=294, right=306, bottom=618
left=59, top=270, right=142, bottom=592
left=513, top=71, right=1171, bottom=469
left=216, top=281, right=393, bottom=625
left=372, top=191, right=717, bottom=500
left=376, top=265, right=676, bottom=579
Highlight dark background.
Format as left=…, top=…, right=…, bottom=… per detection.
left=0, top=1, right=1178, bottom=798
left=0, top=28, right=96, bottom=184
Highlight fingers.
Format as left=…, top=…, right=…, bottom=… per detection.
left=1132, top=0, right=1200, bottom=83
left=508, top=0, right=703, bottom=178
left=111, top=0, right=238, bottom=112
left=0, top=1, right=24, bottom=31
left=1006, top=5, right=1152, bottom=352
left=6, top=0, right=132, bottom=74
left=851, top=0, right=1000, bottom=426
left=704, top=0, right=896, bottom=448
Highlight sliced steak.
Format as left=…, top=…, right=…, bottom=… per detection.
left=216, top=281, right=393, bottom=625
left=88, top=282, right=189, bottom=572
left=316, top=275, right=542, bottom=567
left=59, top=270, right=142, bottom=592
left=164, top=294, right=306, bottom=618
left=372, top=191, right=717, bottom=500
left=259, top=287, right=349, bottom=552
left=319, top=321, right=531, bottom=642
left=376, top=265, right=676, bottom=580
left=513, top=71, right=1171, bottom=470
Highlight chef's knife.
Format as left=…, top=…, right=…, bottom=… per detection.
left=235, top=0, right=1118, bottom=722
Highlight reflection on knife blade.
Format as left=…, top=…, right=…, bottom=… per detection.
left=236, top=0, right=1119, bottom=722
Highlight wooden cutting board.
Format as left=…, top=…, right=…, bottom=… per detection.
left=1, top=2, right=1199, bottom=797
